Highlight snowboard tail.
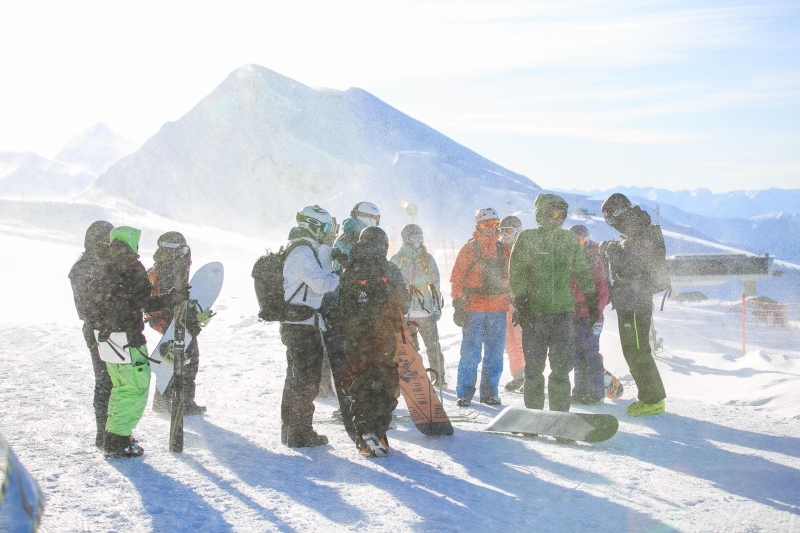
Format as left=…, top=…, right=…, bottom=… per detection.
left=485, top=407, right=618, bottom=443
left=396, top=321, right=453, bottom=436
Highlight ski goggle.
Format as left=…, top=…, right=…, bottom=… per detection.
left=357, top=212, right=381, bottom=226
left=500, top=227, right=518, bottom=235
left=477, top=219, right=500, bottom=231
left=604, top=208, right=627, bottom=225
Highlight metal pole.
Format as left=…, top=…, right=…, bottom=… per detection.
left=741, top=293, right=746, bottom=357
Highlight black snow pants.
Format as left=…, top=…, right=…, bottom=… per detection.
left=521, top=313, right=575, bottom=412
left=347, top=332, right=399, bottom=441
left=322, top=324, right=357, bottom=442
left=280, top=323, right=324, bottom=438
left=617, top=309, right=666, bottom=404
left=82, top=323, right=112, bottom=445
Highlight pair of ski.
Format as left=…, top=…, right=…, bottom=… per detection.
left=395, top=321, right=619, bottom=443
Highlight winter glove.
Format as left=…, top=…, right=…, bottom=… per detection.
left=453, top=298, right=467, bottom=328
left=165, top=286, right=191, bottom=307
left=331, top=248, right=349, bottom=270
left=585, top=292, right=601, bottom=326
left=511, top=295, right=532, bottom=329
left=600, top=240, right=622, bottom=266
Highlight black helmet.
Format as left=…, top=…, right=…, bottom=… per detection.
left=401, top=224, right=423, bottom=243
left=359, top=226, right=389, bottom=249
left=601, top=193, right=632, bottom=219
left=568, top=225, right=590, bottom=238
left=499, top=216, right=522, bottom=230
left=157, top=231, right=186, bottom=247
left=84, top=220, right=114, bottom=250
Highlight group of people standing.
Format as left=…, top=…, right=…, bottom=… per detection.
left=70, top=191, right=667, bottom=459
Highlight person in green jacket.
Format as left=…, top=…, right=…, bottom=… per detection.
left=509, top=194, right=599, bottom=420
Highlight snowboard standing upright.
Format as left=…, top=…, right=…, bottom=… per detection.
left=168, top=246, right=191, bottom=453
left=396, top=320, right=453, bottom=436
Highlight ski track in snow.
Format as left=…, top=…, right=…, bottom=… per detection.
left=1, top=231, right=800, bottom=532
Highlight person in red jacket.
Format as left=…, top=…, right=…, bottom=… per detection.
left=450, top=208, right=511, bottom=407
left=568, top=225, right=609, bottom=404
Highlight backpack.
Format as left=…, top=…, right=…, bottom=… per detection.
left=336, top=258, right=392, bottom=335
left=645, top=224, right=671, bottom=295
left=463, top=239, right=507, bottom=296
left=252, top=242, right=319, bottom=322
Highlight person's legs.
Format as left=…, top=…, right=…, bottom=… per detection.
left=105, top=346, right=151, bottom=438
left=505, top=310, right=525, bottom=380
left=617, top=309, right=666, bottom=405
left=522, top=318, right=549, bottom=410
left=571, top=317, right=590, bottom=398
left=546, top=313, right=576, bottom=412
left=83, top=324, right=112, bottom=447
left=456, top=313, right=484, bottom=402
left=323, top=326, right=356, bottom=441
left=479, top=312, right=506, bottom=400
left=416, top=316, right=445, bottom=385
left=280, top=324, right=325, bottom=445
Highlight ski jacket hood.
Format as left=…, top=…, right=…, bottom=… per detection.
left=611, top=205, right=652, bottom=237
left=534, top=194, right=569, bottom=229
left=84, top=221, right=114, bottom=251
left=110, top=226, right=141, bottom=254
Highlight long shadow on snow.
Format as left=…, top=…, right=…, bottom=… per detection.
left=379, top=426, right=670, bottom=532
left=654, top=352, right=799, bottom=378
left=190, top=418, right=670, bottom=531
left=613, top=413, right=800, bottom=515
left=110, top=459, right=232, bottom=532
left=189, top=418, right=367, bottom=527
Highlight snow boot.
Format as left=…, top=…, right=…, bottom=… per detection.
left=626, top=399, right=665, bottom=417
left=282, top=426, right=329, bottom=448
left=358, top=433, right=389, bottom=458
left=480, top=396, right=502, bottom=406
left=456, top=397, right=471, bottom=407
left=184, top=402, right=207, bottom=416
left=504, top=378, right=524, bottom=392
left=103, top=432, right=144, bottom=459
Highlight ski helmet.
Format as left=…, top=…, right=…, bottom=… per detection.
left=401, top=223, right=423, bottom=244
left=601, top=193, right=632, bottom=225
left=359, top=226, right=389, bottom=250
left=351, top=201, right=381, bottom=227
left=297, top=205, right=334, bottom=240
left=475, top=207, right=499, bottom=224
left=499, top=216, right=522, bottom=233
left=84, top=220, right=114, bottom=250
left=568, top=225, right=590, bottom=239
left=157, top=231, right=186, bottom=247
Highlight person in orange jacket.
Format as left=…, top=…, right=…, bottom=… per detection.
left=450, top=208, right=511, bottom=407
left=499, top=215, right=525, bottom=391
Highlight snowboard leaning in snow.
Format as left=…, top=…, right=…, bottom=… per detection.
left=150, top=262, right=224, bottom=394
left=396, top=321, right=453, bottom=436
left=599, top=353, right=624, bottom=400
left=485, top=406, right=618, bottom=443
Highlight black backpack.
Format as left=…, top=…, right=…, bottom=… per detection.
left=337, top=259, right=392, bottom=335
left=252, top=242, right=319, bottom=322
left=645, top=224, right=671, bottom=295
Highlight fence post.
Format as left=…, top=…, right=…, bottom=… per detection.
left=741, top=293, right=746, bottom=357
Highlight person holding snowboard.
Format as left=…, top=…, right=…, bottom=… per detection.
left=390, top=223, right=446, bottom=388
left=337, top=227, right=410, bottom=457
left=280, top=205, right=340, bottom=447
left=600, top=193, right=667, bottom=416
left=69, top=220, right=115, bottom=449
left=146, top=231, right=209, bottom=415
left=509, top=194, right=597, bottom=428
left=568, top=225, right=609, bottom=404
left=498, top=215, right=525, bottom=392
left=451, top=208, right=511, bottom=407
left=318, top=201, right=382, bottom=442
left=89, top=226, right=187, bottom=458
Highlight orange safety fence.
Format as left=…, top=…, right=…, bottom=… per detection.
left=732, top=296, right=800, bottom=357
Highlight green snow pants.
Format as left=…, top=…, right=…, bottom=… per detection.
left=105, top=345, right=151, bottom=437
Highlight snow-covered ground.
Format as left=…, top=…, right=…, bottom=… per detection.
left=1, top=226, right=799, bottom=533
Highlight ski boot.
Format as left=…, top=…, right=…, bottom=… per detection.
left=103, top=432, right=144, bottom=459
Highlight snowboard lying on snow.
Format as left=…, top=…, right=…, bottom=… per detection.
left=395, top=321, right=453, bottom=436
left=485, top=406, right=618, bottom=443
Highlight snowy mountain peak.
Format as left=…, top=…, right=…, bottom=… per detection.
left=55, top=123, right=139, bottom=176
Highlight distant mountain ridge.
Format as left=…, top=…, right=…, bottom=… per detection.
left=55, top=123, right=138, bottom=176
left=85, top=64, right=540, bottom=239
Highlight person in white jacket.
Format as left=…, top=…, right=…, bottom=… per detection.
left=280, top=205, right=340, bottom=448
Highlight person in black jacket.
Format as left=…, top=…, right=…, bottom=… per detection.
left=68, top=220, right=115, bottom=449
left=338, top=227, right=410, bottom=457
left=601, top=193, right=667, bottom=417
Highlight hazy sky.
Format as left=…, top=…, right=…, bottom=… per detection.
left=2, top=0, right=798, bottom=192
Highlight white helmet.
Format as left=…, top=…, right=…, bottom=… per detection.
left=297, top=205, right=333, bottom=241
left=351, top=201, right=381, bottom=227
left=475, top=207, right=499, bottom=224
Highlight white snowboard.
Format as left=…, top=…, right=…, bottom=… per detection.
left=96, top=331, right=133, bottom=364
left=150, top=262, right=224, bottom=393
